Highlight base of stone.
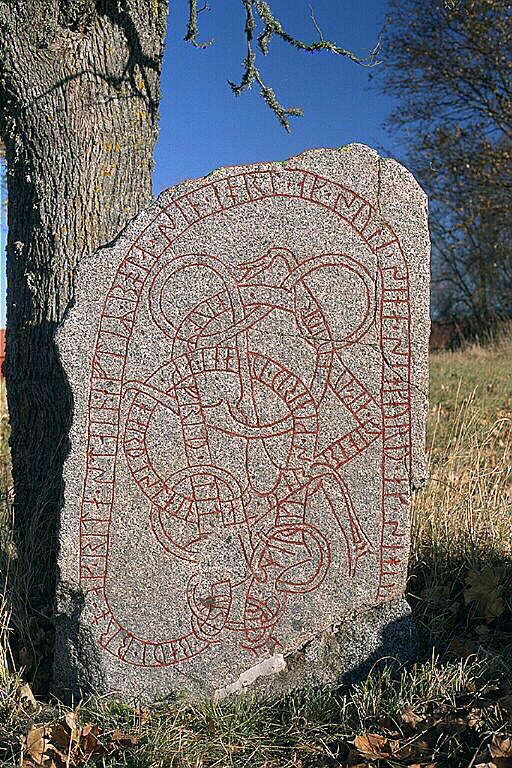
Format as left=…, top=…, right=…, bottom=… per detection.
left=215, top=598, right=417, bottom=700
left=54, top=596, right=416, bottom=703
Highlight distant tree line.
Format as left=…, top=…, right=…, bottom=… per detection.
left=378, top=0, right=512, bottom=334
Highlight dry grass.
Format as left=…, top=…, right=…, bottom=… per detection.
left=0, top=380, right=10, bottom=510
left=0, top=341, right=511, bottom=766
left=410, top=340, right=512, bottom=660
left=0, top=380, right=13, bottom=672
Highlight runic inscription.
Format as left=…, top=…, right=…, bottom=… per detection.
left=78, top=165, right=413, bottom=668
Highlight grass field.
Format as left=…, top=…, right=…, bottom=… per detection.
left=0, top=341, right=510, bottom=767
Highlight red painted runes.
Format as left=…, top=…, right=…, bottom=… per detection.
left=80, top=168, right=412, bottom=667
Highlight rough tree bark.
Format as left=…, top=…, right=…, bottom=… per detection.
left=0, top=0, right=166, bottom=675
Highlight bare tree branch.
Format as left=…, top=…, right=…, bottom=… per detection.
left=186, top=0, right=381, bottom=130
left=184, top=0, right=214, bottom=48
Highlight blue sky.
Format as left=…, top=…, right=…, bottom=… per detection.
left=1, top=0, right=399, bottom=326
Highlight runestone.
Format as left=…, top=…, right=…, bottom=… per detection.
left=56, top=145, right=430, bottom=699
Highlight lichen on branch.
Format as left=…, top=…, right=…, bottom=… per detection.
left=185, top=0, right=381, bottom=131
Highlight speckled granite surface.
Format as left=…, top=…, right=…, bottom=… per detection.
left=55, top=145, right=430, bottom=700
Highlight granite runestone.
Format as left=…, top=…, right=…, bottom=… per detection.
left=55, top=144, right=430, bottom=700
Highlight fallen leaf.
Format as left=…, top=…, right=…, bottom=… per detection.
left=79, top=723, right=102, bottom=755
left=111, top=729, right=138, bottom=747
left=23, top=726, right=52, bottom=765
left=377, top=714, right=398, bottom=732
left=401, top=705, right=425, bottom=729
left=346, top=750, right=369, bottom=767
left=16, top=684, right=38, bottom=712
left=490, top=735, right=512, bottom=758
left=353, top=732, right=400, bottom=759
left=48, top=723, right=70, bottom=754
left=64, top=711, right=80, bottom=742
left=467, top=707, right=484, bottom=728
left=448, top=636, right=479, bottom=658
left=464, top=567, right=506, bottom=620
left=409, top=764, right=437, bottom=768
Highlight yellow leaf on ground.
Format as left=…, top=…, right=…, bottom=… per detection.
left=490, top=735, right=512, bottom=758
left=353, top=731, right=400, bottom=759
left=22, top=726, right=52, bottom=766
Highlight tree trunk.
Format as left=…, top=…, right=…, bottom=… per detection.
left=0, top=0, right=166, bottom=683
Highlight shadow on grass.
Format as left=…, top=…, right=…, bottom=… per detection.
left=408, top=545, right=512, bottom=668
left=0, top=323, right=74, bottom=697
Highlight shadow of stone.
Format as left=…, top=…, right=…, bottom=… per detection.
left=3, top=320, right=72, bottom=695
left=52, top=582, right=106, bottom=703
left=407, top=548, right=512, bottom=664
left=339, top=601, right=418, bottom=687
left=234, top=598, right=418, bottom=701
